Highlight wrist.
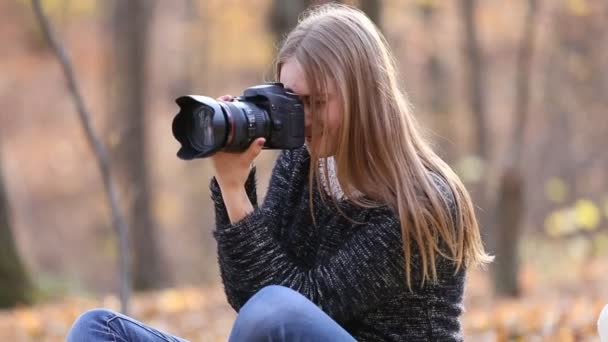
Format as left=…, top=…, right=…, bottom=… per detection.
left=217, top=180, right=244, bottom=194
left=220, top=185, right=254, bottom=224
left=215, top=166, right=254, bottom=193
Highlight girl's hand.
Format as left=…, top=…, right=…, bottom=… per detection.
left=211, top=95, right=266, bottom=192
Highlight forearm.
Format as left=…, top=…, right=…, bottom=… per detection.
left=213, top=149, right=298, bottom=309
left=220, top=186, right=255, bottom=224
left=210, top=167, right=257, bottom=228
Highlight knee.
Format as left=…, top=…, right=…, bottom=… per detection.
left=231, top=286, right=308, bottom=338
left=243, top=285, right=307, bottom=318
left=67, top=308, right=116, bottom=342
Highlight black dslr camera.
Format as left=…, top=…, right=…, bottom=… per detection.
left=172, top=83, right=305, bottom=159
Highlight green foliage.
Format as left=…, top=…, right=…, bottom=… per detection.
left=544, top=177, right=568, bottom=204
left=454, top=155, right=485, bottom=184
left=414, top=0, right=441, bottom=10
left=0, top=263, right=32, bottom=307
left=31, top=273, right=86, bottom=303
left=0, top=163, right=32, bottom=308
left=18, top=0, right=97, bottom=17
left=544, top=198, right=602, bottom=237
left=575, top=199, right=601, bottom=230
left=592, top=231, right=608, bottom=256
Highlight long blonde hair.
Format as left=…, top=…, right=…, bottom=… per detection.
left=275, top=4, right=493, bottom=289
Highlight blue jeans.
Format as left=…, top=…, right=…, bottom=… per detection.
left=67, top=285, right=356, bottom=341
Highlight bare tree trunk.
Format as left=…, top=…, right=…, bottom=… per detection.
left=459, top=0, right=495, bottom=261
left=173, top=0, right=203, bottom=95
left=460, top=0, right=489, bottom=161
left=0, top=156, right=31, bottom=308
left=419, top=3, right=453, bottom=160
left=32, top=0, right=132, bottom=313
left=493, top=0, right=539, bottom=297
left=360, top=0, right=382, bottom=30
left=109, top=0, right=168, bottom=290
left=510, top=0, right=538, bottom=166
left=270, top=0, right=312, bottom=43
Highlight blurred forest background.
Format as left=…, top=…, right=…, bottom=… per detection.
left=1, top=0, right=607, bottom=340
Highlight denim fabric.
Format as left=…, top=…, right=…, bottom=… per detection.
left=67, top=285, right=355, bottom=342
left=228, top=285, right=356, bottom=342
left=66, top=308, right=188, bottom=342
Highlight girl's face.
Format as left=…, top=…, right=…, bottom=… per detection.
left=280, top=58, right=343, bottom=156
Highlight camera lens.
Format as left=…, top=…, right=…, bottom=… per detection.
left=188, top=105, right=216, bottom=152
left=173, top=95, right=270, bottom=159
left=173, top=96, right=228, bottom=159
left=221, top=100, right=271, bottom=151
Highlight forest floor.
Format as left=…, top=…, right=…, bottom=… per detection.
left=1, top=254, right=607, bottom=342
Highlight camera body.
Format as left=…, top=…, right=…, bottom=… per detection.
left=172, top=83, right=304, bottom=160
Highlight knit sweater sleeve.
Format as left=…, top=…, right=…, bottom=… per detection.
left=209, top=167, right=258, bottom=229
left=214, top=195, right=408, bottom=325
left=210, top=149, right=296, bottom=308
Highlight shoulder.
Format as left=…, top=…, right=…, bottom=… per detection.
left=428, top=172, right=458, bottom=224
left=267, top=146, right=310, bottom=188
left=429, top=173, right=455, bottom=206
left=355, top=172, right=458, bottom=227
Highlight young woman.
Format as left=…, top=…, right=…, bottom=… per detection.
left=67, top=4, right=491, bottom=341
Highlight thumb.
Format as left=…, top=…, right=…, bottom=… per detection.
left=246, top=137, right=266, bottom=162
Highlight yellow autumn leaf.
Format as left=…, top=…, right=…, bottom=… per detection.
left=545, top=208, right=578, bottom=237
left=575, top=199, right=601, bottom=231
left=17, top=0, right=97, bottom=17
left=545, top=177, right=568, bottom=203
left=68, top=0, right=97, bottom=16
left=15, top=308, right=43, bottom=338
left=566, top=0, right=590, bottom=17
left=558, top=326, right=576, bottom=342
left=157, top=289, right=188, bottom=314
left=603, top=197, right=608, bottom=219
left=415, top=0, right=440, bottom=9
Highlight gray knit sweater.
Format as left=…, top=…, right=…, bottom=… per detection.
left=211, top=146, right=465, bottom=341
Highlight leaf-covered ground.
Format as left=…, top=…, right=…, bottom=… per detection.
left=1, top=256, right=606, bottom=342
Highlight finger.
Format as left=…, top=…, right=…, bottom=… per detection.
left=245, top=138, right=266, bottom=163
left=217, top=95, right=234, bottom=101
